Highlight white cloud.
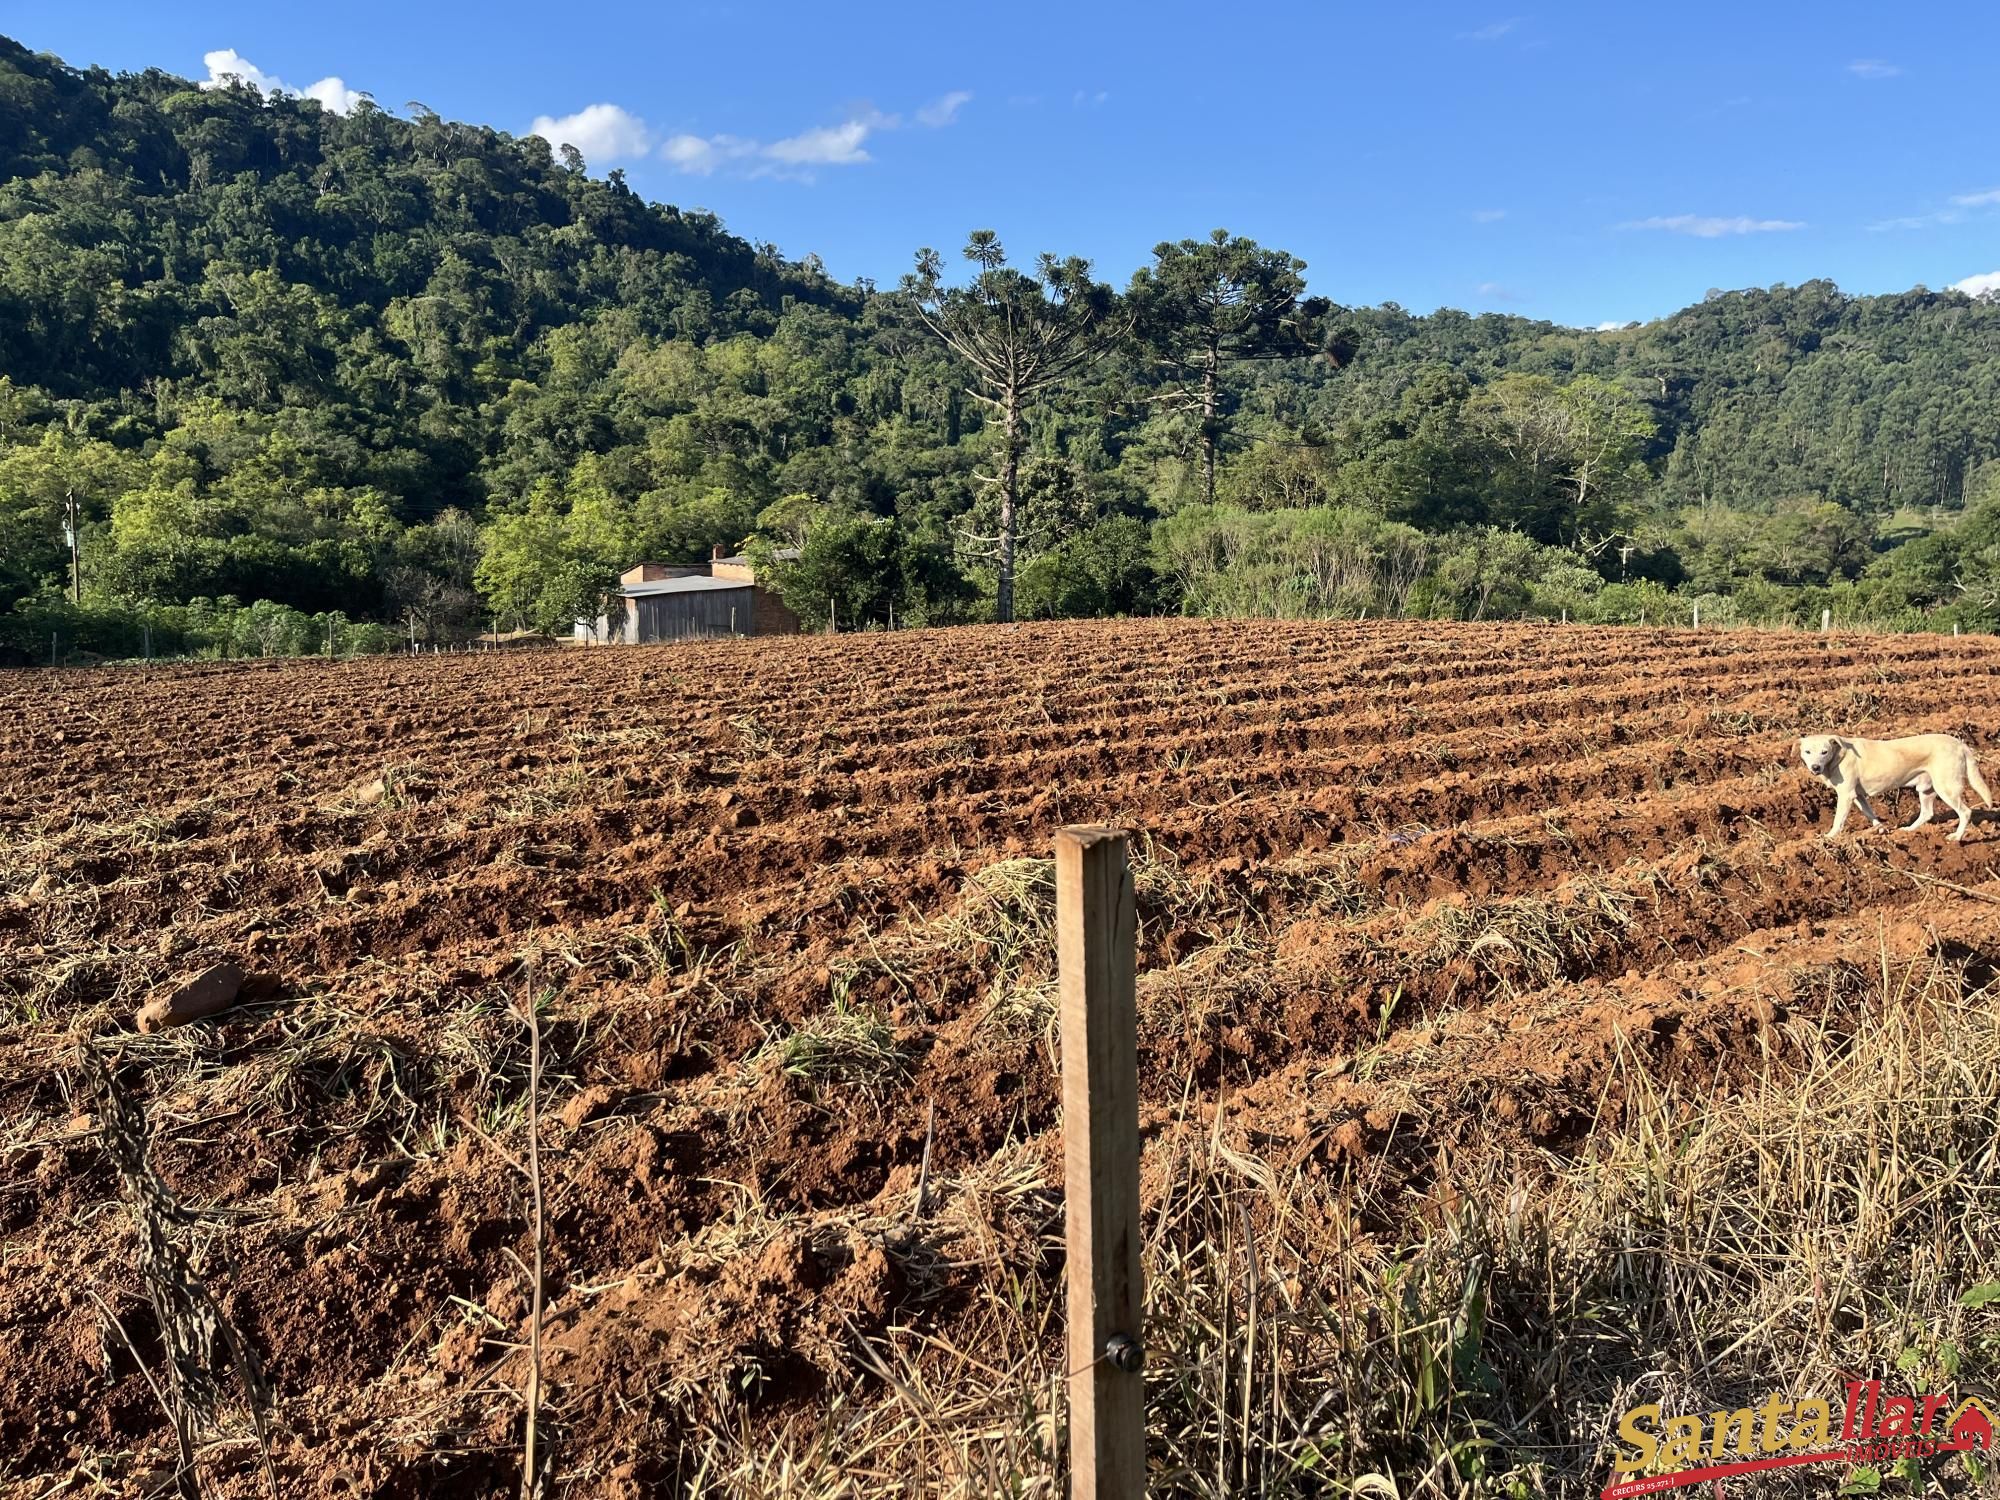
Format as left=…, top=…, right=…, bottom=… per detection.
left=1847, top=59, right=1902, bottom=78
left=202, top=48, right=283, bottom=95
left=657, top=93, right=959, bottom=183
left=660, top=132, right=758, bottom=175
left=916, top=90, right=972, bottom=127
left=764, top=119, right=873, bottom=167
left=530, top=103, right=653, bottom=164
left=1869, top=188, right=2000, bottom=231
left=1476, top=281, right=1525, bottom=302
left=661, top=115, right=881, bottom=180
left=1620, top=214, right=1805, bottom=237
left=1594, top=320, right=1627, bottom=331
left=1471, top=208, right=1506, bottom=223
left=1870, top=211, right=1958, bottom=231
left=1073, top=89, right=1110, bottom=107
left=1953, top=270, right=2000, bottom=298
left=302, top=77, right=365, bottom=113
left=1457, top=18, right=1521, bottom=41
left=200, top=47, right=364, bottom=114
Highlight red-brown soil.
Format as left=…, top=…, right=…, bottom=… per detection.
left=4, top=619, right=2000, bottom=1495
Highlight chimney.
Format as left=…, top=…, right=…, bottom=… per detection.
left=712, top=544, right=727, bottom=561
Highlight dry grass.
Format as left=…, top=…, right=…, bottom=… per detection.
left=76, top=1044, right=278, bottom=1499
left=861, top=847, right=1234, bottom=1036
left=671, top=942, right=2000, bottom=1498
left=754, top=984, right=905, bottom=1089
left=1263, top=849, right=1378, bottom=922
left=1410, top=873, right=1640, bottom=997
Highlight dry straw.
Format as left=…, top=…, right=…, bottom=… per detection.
left=672, top=940, right=2000, bottom=1499
left=76, top=1044, right=277, bottom=1500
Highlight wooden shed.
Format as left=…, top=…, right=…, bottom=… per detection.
left=622, top=575, right=758, bottom=642
left=576, top=549, right=802, bottom=643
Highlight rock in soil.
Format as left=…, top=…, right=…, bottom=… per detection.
left=136, top=961, right=244, bottom=1033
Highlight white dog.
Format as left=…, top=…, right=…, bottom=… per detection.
left=1799, top=733, right=1992, bottom=842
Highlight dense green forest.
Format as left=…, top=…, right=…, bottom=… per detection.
left=3, top=34, right=2000, bottom=663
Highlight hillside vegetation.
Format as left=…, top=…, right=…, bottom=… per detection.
left=3, top=34, right=2000, bottom=660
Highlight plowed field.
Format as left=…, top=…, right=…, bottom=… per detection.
left=6, top=619, right=2000, bottom=1497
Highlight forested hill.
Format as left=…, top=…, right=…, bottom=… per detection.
left=1324, top=289, right=2000, bottom=514
left=0, top=35, right=850, bottom=481
left=3, top=32, right=1999, bottom=661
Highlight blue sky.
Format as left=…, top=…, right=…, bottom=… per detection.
left=10, top=1, right=1999, bottom=326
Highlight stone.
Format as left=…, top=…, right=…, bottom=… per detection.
left=136, top=962, right=244, bottom=1033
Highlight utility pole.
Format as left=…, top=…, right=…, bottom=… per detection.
left=62, top=486, right=81, bottom=604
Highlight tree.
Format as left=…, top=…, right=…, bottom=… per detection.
left=0, top=429, right=140, bottom=607
left=1128, top=230, right=1326, bottom=504
left=1017, top=518, right=1169, bottom=619
left=755, top=492, right=823, bottom=547
left=13, top=30, right=2000, bottom=651
left=759, top=511, right=972, bottom=629
left=1747, top=498, right=1873, bottom=586
left=474, top=475, right=626, bottom=636
left=1433, top=528, right=1542, bottom=619
left=1862, top=530, right=1959, bottom=612
left=1334, top=366, right=1489, bottom=528
left=904, top=232, right=1119, bottom=621
left=1673, top=504, right=1763, bottom=591
left=1468, top=374, right=1655, bottom=542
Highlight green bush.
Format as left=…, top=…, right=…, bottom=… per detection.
left=1687, top=592, right=1738, bottom=628
left=0, top=592, right=401, bottom=667
left=1526, top=563, right=1604, bottom=621
left=1592, top=578, right=1675, bottom=625
left=1017, top=518, right=1170, bottom=619
left=759, top=512, right=974, bottom=631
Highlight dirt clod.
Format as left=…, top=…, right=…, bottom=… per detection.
left=560, top=1084, right=624, bottom=1131
left=135, top=960, right=244, bottom=1032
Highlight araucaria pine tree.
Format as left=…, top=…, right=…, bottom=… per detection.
left=905, top=232, right=1119, bottom=622
left=1128, top=229, right=1329, bottom=505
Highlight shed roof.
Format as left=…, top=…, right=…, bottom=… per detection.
left=714, top=548, right=800, bottom=566
left=619, top=575, right=757, bottom=598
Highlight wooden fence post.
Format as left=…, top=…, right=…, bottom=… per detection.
left=1056, top=826, right=1145, bottom=1500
